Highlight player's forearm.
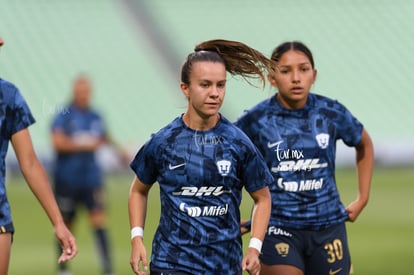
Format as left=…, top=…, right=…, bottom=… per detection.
left=355, top=129, right=374, bottom=205
left=53, top=139, right=79, bottom=153
left=11, top=129, right=64, bottom=226
left=249, top=188, right=271, bottom=241
left=52, top=131, right=79, bottom=152
left=52, top=132, right=102, bottom=153
left=128, top=180, right=148, bottom=230
left=55, top=139, right=102, bottom=153
left=21, top=157, right=64, bottom=226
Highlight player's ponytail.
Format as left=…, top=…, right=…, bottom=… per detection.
left=181, top=39, right=275, bottom=88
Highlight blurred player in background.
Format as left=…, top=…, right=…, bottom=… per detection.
left=51, top=75, right=124, bottom=275
left=0, top=37, right=77, bottom=275
left=236, top=41, right=374, bottom=275
left=128, top=39, right=275, bottom=275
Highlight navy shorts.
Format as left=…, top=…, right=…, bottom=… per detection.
left=150, top=263, right=192, bottom=275
left=260, top=223, right=351, bottom=275
left=54, top=182, right=105, bottom=222
left=150, top=263, right=242, bottom=275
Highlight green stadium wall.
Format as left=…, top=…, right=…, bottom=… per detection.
left=1, top=0, right=413, bottom=167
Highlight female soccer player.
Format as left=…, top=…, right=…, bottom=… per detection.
left=236, top=41, right=374, bottom=275
left=0, top=37, right=77, bottom=275
left=128, top=39, right=274, bottom=275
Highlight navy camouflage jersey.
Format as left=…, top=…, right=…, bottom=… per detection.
left=130, top=115, right=273, bottom=274
left=235, top=94, right=363, bottom=230
left=51, top=105, right=106, bottom=188
left=0, top=79, right=35, bottom=229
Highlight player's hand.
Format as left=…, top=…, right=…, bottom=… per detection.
left=240, top=220, right=251, bottom=235
left=54, top=222, right=77, bottom=263
left=119, top=149, right=131, bottom=166
left=79, top=139, right=104, bottom=152
left=242, top=247, right=261, bottom=275
left=346, top=198, right=367, bottom=222
left=72, top=135, right=104, bottom=152
left=130, top=237, right=149, bottom=275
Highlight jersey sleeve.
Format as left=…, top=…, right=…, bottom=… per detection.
left=51, top=111, right=66, bottom=132
left=4, top=82, right=35, bottom=138
left=239, top=139, right=273, bottom=193
left=93, top=112, right=108, bottom=139
left=130, top=137, right=159, bottom=185
left=334, top=101, right=364, bottom=146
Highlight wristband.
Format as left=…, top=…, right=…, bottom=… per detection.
left=131, top=226, right=144, bottom=240
left=248, top=237, right=263, bottom=253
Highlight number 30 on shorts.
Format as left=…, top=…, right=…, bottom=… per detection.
left=324, top=239, right=343, bottom=263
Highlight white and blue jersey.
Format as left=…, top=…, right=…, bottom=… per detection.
left=0, top=79, right=35, bottom=231
left=51, top=105, right=106, bottom=188
left=130, top=115, right=273, bottom=274
left=235, top=94, right=363, bottom=231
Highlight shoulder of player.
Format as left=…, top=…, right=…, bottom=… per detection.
left=143, top=116, right=183, bottom=144
left=311, top=93, right=346, bottom=109
left=0, top=78, right=15, bottom=90
left=84, top=107, right=103, bottom=119
left=311, top=93, right=353, bottom=120
left=0, top=78, right=19, bottom=100
left=235, top=97, right=272, bottom=125
left=245, top=97, right=273, bottom=115
left=219, top=118, right=256, bottom=146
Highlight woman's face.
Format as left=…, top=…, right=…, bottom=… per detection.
left=181, top=61, right=226, bottom=119
left=269, top=50, right=317, bottom=109
left=73, top=77, right=92, bottom=109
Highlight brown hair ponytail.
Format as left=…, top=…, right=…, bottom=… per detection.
left=181, top=39, right=275, bottom=88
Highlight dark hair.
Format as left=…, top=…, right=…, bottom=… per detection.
left=181, top=39, right=275, bottom=87
left=271, top=41, right=314, bottom=68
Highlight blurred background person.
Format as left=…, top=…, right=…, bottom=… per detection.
left=51, top=75, right=124, bottom=275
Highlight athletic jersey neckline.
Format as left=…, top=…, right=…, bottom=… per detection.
left=270, top=93, right=316, bottom=116
left=179, top=113, right=224, bottom=133
left=68, top=103, right=93, bottom=113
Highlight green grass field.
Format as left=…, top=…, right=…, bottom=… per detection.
left=6, top=167, right=414, bottom=274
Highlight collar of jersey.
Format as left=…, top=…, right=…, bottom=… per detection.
left=271, top=93, right=314, bottom=117
left=179, top=113, right=227, bottom=133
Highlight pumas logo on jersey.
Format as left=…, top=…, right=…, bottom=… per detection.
left=275, top=242, right=290, bottom=257
left=172, top=186, right=232, bottom=196
left=216, top=160, right=232, bottom=176
left=316, top=133, right=330, bottom=149
left=179, top=202, right=229, bottom=217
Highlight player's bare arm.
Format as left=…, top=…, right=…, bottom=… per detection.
left=11, top=128, right=77, bottom=262
left=129, top=176, right=152, bottom=275
left=242, top=186, right=271, bottom=275
left=52, top=129, right=104, bottom=153
left=346, top=129, right=374, bottom=222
